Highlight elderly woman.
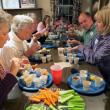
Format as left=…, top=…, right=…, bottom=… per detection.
left=70, top=6, right=110, bottom=86
left=0, top=15, right=41, bottom=70
left=0, top=10, right=20, bottom=105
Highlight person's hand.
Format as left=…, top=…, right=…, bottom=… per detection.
left=33, top=32, right=41, bottom=41
left=10, top=57, right=21, bottom=77
left=67, top=39, right=73, bottom=44
left=72, top=46, right=79, bottom=52
left=67, top=47, right=74, bottom=53
left=30, top=42, right=41, bottom=52
left=67, top=39, right=81, bottom=45
left=21, top=56, right=30, bottom=65
left=67, top=46, right=79, bottom=53
left=25, top=42, right=41, bottom=57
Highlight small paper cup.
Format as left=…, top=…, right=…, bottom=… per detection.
left=72, top=76, right=80, bottom=86
left=94, top=77, right=103, bottom=87
left=79, top=70, right=88, bottom=80
left=73, top=57, right=79, bottom=64
left=41, top=56, right=46, bottom=63
left=46, top=54, right=52, bottom=62
left=82, top=80, right=91, bottom=91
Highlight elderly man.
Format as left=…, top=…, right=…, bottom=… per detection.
left=67, top=12, right=98, bottom=45
left=0, top=15, right=41, bottom=70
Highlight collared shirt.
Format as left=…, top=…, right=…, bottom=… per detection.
left=83, top=24, right=98, bottom=45
left=0, top=31, right=29, bottom=70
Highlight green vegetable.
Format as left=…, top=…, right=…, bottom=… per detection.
left=58, top=105, right=74, bottom=109
left=49, top=105, right=57, bottom=110
left=25, top=104, right=46, bottom=110
left=59, top=94, right=74, bottom=103
left=69, top=108, right=84, bottom=110
left=59, top=90, right=74, bottom=95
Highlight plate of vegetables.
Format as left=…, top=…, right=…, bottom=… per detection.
left=25, top=88, right=85, bottom=110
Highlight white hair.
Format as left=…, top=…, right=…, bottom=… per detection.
left=0, top=9, right=12, bottom=29
left=11, top=15, right=33, bottom=34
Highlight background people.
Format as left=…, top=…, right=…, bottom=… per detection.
left=36, top=15, right=51, bottom=44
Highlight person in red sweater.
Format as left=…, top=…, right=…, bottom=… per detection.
left=0, top=10, right=20, bottom=105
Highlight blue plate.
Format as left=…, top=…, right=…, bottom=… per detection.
left=42, top=44, right=57, bottom=49
left=67, top=73, right=106, bottom=95
left=18, top=73, right=53, bottom=92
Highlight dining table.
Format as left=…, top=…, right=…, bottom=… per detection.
left=1, top=48, right=110, bottom=110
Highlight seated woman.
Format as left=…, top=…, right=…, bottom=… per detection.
left=0, top=10, right=20, bottom=105
left=36, top=15, right=51, bottom=44
left=69, top=6, right=110, bottom=87
left=0, top=15, right=41, bottom=70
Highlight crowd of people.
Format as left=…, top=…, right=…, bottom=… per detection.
left=1, top=5, right=110, bottom=106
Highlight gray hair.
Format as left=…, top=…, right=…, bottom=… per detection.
left=0, top=9, right=11, bottom=29
left=11, top=15, right=33, bottom=34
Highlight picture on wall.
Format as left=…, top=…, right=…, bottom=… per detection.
left=20, top=0, right=36, bottom=8
left=2, top=0, right=20, bottom=9
left=0, top=0, right=2, bottom=9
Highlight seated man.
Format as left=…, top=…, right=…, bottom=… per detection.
left=67, top=12, right=98, bottom=46
left=0, top=15, right=41, bottom=70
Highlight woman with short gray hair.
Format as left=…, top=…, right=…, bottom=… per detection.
left=10, top=15, right=33, bottom=39
left=0, top=14, right=41, bottom=70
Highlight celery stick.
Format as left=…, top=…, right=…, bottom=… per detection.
left=74, top=96, right=81, bottom=98
left=58, top=105, right=74, bottom=109
left=49, top=105, right=57, bottom=110
left=68, top=108, right=84, bottom=110
left=69, top=98, right=84, bottom=101
left=59, top=94, right=74, bottom=103
left=59, top=90, right=74, bottom=95
left=73, top=108, right=84, bottom=110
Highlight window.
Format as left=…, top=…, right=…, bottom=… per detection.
left=2, top=0, right=20, bottom=9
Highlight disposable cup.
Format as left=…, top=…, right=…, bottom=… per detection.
left=50, top=65, right=63, bottom=85
left=41, top=56, right=46, bottom=63
left=94, top=77, right=103, bottom=87
left=79, top=70, right=88, bottom=80
left=68, top=56, right=73, bottom=64
left=72, top=76, right=80, bottom=86
left=73, top=57, right=79, bottom=64
left=58, top=48, right=64, bottom=55
left=82, top=80, right=91, bottom=91
left=59, top=54, right=66, bottom=62
left=46, top=54, right=52, bottom=62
